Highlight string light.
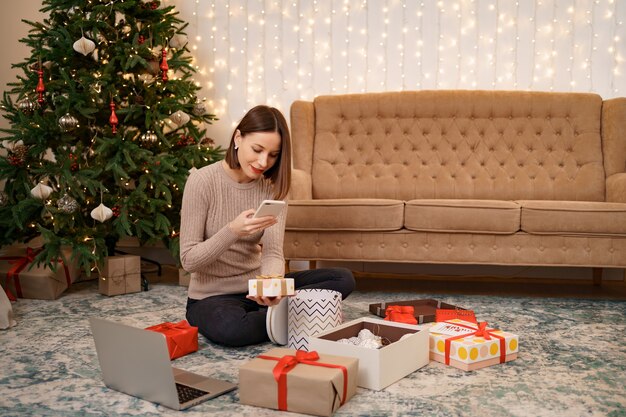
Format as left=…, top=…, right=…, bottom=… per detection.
left=185, top=0, right=624, bottom=145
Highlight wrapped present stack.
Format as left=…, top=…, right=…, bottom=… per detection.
left=98, top=255, right=141, bottom=296
left=248, top=274, right=295, bottom=297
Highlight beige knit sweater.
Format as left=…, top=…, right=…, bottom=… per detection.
left=179, top=162, right=287, bottom=300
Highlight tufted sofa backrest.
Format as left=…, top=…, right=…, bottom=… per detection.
left=291, top=90, right=606, bottom=201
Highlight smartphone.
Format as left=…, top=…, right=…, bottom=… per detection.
left=253, top=200, right=286, bottom=218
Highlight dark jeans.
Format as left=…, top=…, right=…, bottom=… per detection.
left=185, top=268, right=355, bottom=347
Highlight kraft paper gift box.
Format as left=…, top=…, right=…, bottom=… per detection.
left=428, top=319, right=519, bottom=371
left=178, top=268, right=190, bottom=287
left=145, top=320, right=198, bottom=360
left=248, top=275, right=295, bottom=297
left=0, top=244, right=80, bottom=300
left=239, top=347, right=358, bottom=417
left=98, top=255, right=141, bottom=296
left=309, top=317, right=429, bottom=391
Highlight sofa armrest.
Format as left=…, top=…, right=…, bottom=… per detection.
left=607, top=173, right=626, bottom=203
left=602, top=97, right=626, bottom=177
left=288, top=169, right=312, bottom=200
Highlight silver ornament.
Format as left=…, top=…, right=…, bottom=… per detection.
left=140, top=130, right=158, bottom=143
left=57, top=193, right=79, bottom=213
left=0, top=190, right=7, bottom=207
left=58, top=113, right=79, bottom=132
left=17, top=97, right=38, bottom=114
left=192, top=101, right=206, bottom=116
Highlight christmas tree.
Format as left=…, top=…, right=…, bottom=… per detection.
left=0, top=0, right=224, bottom=275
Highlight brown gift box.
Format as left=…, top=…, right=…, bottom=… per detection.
left=178, top=268, right=190, bottom=287
left=0, top=243, right=80, bottom=300
left=98, top=255, right=141, bottom=296
left=239, top=347, right=358, bottom=417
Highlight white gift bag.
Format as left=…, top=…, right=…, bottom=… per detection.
left=0, top=287, right=16, bottom=329
left=287, top=289, right=342, bottom=351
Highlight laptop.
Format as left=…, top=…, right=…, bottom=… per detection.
left=89, top=317, right=237, bottom=410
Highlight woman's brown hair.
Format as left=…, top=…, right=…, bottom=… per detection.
left=224, top=105, right=292, bottom=200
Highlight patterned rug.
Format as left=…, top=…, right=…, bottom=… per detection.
left=1, top=280, right=625, bottom=417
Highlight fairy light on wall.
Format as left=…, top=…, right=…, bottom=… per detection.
left=181, top=0, right=625, bottom=146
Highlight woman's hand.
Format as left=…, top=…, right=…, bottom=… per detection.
left=229, top=209, right=278, bottom=237
left=246, top=294, right=283, bottom=307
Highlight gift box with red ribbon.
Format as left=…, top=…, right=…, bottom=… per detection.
left=428, top=319, right=519, bottom=371
left=239, top=347, right=358, bottom=417
left=98, top=255, right=141, bottom=296
left=145, top=320, right=199, bottom=360
left=0, top=243, right=79, bottom=300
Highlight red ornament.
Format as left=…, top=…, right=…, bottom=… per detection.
left=8, top=156, right=23, bottom=166
left=109, top=100, right=118, bottom=134
left=36, top=68, right=45, bottom=105
left=111, top=205, right=121, bottom=217
left=160, top=48, right=169, bottom=82
left=150, top=1, right=159, bottom=10
left=69, top=153, right=79, bottom=171
left=138, top=35, right=145, bottom=44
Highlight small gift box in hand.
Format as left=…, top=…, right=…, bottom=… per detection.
left=145, top=320, right=199, bottom=360
left=248, top=274, right=295, bottom=297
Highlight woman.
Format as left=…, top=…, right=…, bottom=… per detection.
left=180, top=105, right=355, bottom=347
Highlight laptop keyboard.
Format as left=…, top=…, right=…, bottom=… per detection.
left=176, top=383, right=209, bottom=404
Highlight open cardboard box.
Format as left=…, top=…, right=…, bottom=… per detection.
left=369, top=298, right=466, bottom=323
left=309, top=317, right=429, bottom=390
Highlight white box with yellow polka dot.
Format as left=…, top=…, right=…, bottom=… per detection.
left=427, top=319, right=518, bottom=371
left=248, top=276, right=295, bottom=297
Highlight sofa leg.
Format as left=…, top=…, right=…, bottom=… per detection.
left=592, top=268, right=603, bottom=286
left=285, top=260, right=290, bottom=274
left=309, top=260, right=317, bottom=270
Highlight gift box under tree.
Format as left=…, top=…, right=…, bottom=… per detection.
left=98, top=255, right=141, bottom=296
left=0, top=243, right=80, bottom=300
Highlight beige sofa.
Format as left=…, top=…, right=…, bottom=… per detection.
left=284, top=90, right=626, bottom=282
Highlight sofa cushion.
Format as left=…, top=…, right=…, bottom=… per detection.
left=286, top=199, right=404, bottom=231
left=310, top=91, right=605, bottom=201
left=404, top=199, right=520, bottom=234
left=519, top=200, right=626, bottom=236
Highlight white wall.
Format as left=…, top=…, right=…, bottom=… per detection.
left=170, top=0, right=626, bottom=148
left=3, top=1, right=624, bottom=146
left=0, top=1, right=46, bottom=135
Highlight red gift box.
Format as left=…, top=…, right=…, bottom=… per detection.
left=145, top=320, right=198, bottom=360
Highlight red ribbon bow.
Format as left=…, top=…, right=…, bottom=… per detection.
left=473, top=321, right=492, bottom=340
left=258, top=350, right=348, bottom=411
left=384, top=305, right=417, bottom=325
left=443, top=321, right=506, bottom=366
left=150, top=320, right=191, bottom=332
